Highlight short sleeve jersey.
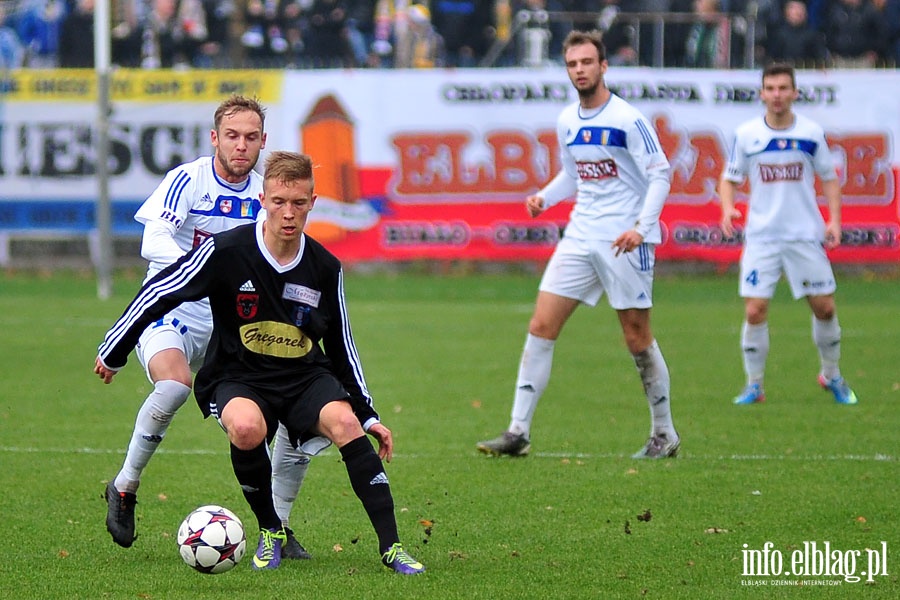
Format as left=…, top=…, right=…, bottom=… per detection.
left=134, top=156, right=263, bottom=279
left=723, top=113, right=837, bottom=242
left=556, top=94, right=670, bottom=243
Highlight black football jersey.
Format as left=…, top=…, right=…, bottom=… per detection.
left=98, top=221, right=377, bottom=424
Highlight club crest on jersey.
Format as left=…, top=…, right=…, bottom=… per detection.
left=777, top=139, right=787, bottom=149
left=237, top=293, right=258, bottom=319
left=581, top=129, right=592, bottom=143
left=219, top=199, right=233, bottom=214
left=282, top=283, right=321, bottom=307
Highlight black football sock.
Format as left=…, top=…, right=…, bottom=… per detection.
left=230, top=443, right=281, bottom=531
left=340, top=436, right=399, bottom=553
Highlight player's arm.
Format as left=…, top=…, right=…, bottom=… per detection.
left=529, top=170, right=577, bottom=217
left=814, top=129, right=842, bottom=249
left=320, top=267, right=380, bottom=428
left=821, top=178, right=842, bottom=249
left=718, top=178, right=741, bottom=239
left=719, top=134, right=745, bottom=238
left=135, top=168, right=197, bottom=263
left=95, top=238, right=218, bottom=380
left=530, top=120, right=579, bottom=217
left=614, top=117, right=671, bottom=255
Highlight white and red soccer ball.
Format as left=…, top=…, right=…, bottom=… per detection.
left=176, top=505, right=246, bottom=574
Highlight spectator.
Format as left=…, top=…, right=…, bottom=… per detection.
left=138, top=0, right=207, bottom=68
left=765, top=0, right=827, bottom=67
left=111, top=0, right=207, bottom=68
left=823, top=0, right=883, bottom=68
left=344, top=0, right=374, bottom=66
left=15, top=0, right=66, bottom=68
left=394, top=2, right=445, bottom=67
left=665, top=0, right=695, bottom=66
left=431, top=0, right=496, bottom=67
left=305, top=0, right=354, bottom=67
left=241, top=0, right=295, bottom=67
left=0, top=0, right=25, bottom=69
left=512, top=0, right=567, bottom=64
left=872, top=0, right=900, bottom=65
left=195, top=0, right=234, bottom=67
left=683, top=0, right=729, bottom=68
left=59, top=0, right=94, bottom=67
left=597, top=0, right=638, bottom=66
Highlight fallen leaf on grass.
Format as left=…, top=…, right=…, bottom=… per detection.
left=471, top=400, right=482, bottom=409
left=333, top=544, right=343, bottom=552
left=448, top=550, right=467, bottom=560
left=58, top=550, right=69, bottom=558
left=704, top=527, right=729, bottom=534
left=856, top=516, right=867, bottom=523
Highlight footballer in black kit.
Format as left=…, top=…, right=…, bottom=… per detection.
left=99, top=221, right=378, bottom=444
left=97, top=150, right=425, bottom=574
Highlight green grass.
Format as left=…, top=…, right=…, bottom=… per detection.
left=0, top=269, right=897, bottom=599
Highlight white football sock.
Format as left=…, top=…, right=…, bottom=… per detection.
left=632, top=339, right=676, bottom=438
left=271, top=423, right=310, bottom=528
left=741, top=321, right=769, bottom=387
left=508, top=333, right=555, bottom=439
left=115, top=380, right=191, bottom=493
left=813, top=315, right=842, bottom=380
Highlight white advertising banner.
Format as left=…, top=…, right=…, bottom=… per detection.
left=0, top=68, right=896, bottom=262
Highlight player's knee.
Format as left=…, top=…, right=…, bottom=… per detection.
left=152, top=380, right=192, bottom=418
left=227, top=419, right=267, bottom=450
left=319, top=403, right=364, bottom=446
left=745, top=303, right=768, bottom=324
left=528, top=318, right=561, bottom=340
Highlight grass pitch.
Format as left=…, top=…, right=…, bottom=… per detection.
left=0, top=269, right=897, bottom=599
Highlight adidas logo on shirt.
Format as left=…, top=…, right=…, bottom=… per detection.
left=369, top=472, right=389, bottom=485
left=239, top=280, right=256, bottom=292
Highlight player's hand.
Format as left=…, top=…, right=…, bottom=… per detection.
left=367, top=422, right=394, bottom=463
left=824, top=221, right=841, bottom=250
left=612, top=230, right=644, bottom=257
left=720, top=207, right=741, bottom=238
left=525, top=194, right=545, bottom=218
left=93, top=356, right=117, bottom=384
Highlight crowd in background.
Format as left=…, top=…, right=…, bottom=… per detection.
left=0, top=0, right=897, bottom=70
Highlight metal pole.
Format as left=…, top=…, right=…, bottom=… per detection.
left=94, top=0, right=112, bottom=299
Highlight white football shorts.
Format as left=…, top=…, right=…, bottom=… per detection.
left=135, top=302, right=213, bottom=381
left=539, top=236, right=655, bottom=310
left=739, top=240, right=837, bottom=299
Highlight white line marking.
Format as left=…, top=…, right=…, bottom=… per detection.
left=0, top=446, right=894, bottom=461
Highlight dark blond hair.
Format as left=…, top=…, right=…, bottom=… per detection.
left=214, top=95, right=266, bottom=132
left=264, top=151, right=315, bottom=188
left=562, top=30, right=607, bottom=63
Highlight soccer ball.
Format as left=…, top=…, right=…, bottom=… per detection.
left=176, top=505, right=246, bottom=574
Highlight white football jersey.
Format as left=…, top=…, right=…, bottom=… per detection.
left=555, top=94, right=670, bottom=243
left=723, top=113, right=837, bottom=242
left=135, top=156, right=263, bottom=279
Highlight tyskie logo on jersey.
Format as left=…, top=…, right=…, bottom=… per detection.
left=237, top=293, right=258, bottom=319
